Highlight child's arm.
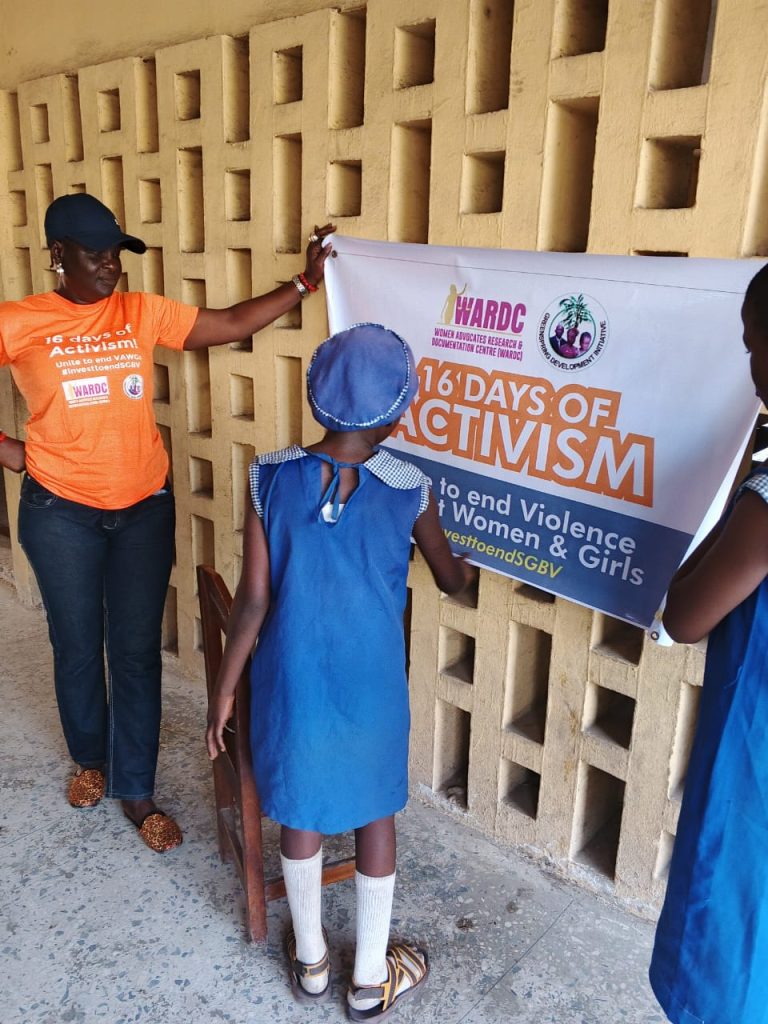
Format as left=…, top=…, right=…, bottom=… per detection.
left=664, top=490, right=768, bottom=644
left=205, top=498, right=271, bottom=759
left=412, top=493, right=477, bottom=595
left=666, top=520, right=724, bottom=585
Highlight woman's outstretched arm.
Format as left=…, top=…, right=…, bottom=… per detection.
left=184, top=224, right=335, bottom=351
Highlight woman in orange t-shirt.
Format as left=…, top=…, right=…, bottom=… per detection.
left=0, top=193, right=334, bottom=852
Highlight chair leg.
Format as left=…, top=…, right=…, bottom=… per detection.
left=241, top=819, right=269, bottom=940
left=243, top=850, right=269, bottom=943
left=211, top=758, right=235, bottom=863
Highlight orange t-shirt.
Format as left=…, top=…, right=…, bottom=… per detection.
left=0, top=290, right=199, bottom=509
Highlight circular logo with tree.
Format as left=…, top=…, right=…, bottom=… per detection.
left=537, top=293, right=608, bottom=371
left=122, top=373, right=144, bottom=399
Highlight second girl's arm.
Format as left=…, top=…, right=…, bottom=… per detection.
left=412, top=493, right=477, bottom=595
left=664, top=489, right=768, bottom=644
left=205, top=498, right=271, bottom=758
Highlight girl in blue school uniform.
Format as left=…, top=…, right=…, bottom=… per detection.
left=650, top=263, right=768, bottom=1024
left=206, top=323, right=475, bottom=1019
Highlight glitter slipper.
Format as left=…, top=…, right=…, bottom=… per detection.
left=125, top=809, right=183, bottom=853
left=67, top=768, right=106, bottom=808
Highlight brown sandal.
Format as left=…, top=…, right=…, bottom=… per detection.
left=286, top=927, right=331, bottom=1004
left=67, top=768, right=105, bottom=808
left=347, top=942, right=429, bottom=1021
left=126, top=810, right=183, bottom=853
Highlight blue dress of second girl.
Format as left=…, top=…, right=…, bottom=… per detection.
left=650, top=467, right=768, bottom=1024
left=247, top=444, right=429, bottom=835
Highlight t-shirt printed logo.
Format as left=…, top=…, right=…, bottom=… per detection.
left=123, top=373, right=144, bottom=400
left=61, top=376, right=110, bottom=407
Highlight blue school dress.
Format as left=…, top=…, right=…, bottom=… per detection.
left=650, top=469, right=768, bottom=1024
left=247, top=445, right=429, bottom=834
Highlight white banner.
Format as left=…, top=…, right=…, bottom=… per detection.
left=324, top=237, right=759, bottom=627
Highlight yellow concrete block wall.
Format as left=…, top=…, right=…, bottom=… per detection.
left=1, top=0, right=767, bottom=912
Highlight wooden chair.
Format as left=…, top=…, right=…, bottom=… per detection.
left=196, top=564, right=356, bottom=942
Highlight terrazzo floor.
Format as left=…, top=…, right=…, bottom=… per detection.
left=0, top=575, right=667, bottom=1024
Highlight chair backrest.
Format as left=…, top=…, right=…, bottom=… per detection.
left=196, top=562, right=356, bottom=942
left=197, top=564, right=270, bottom=940
left=197, top=564, right=252, bottom=767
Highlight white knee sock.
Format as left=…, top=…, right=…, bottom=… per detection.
left=350, top=870, right=396, bottom=1009
left=280, top=848, right=327, bottom=994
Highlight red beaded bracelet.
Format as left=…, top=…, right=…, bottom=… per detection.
left=298, top=272, right=318, bottom=293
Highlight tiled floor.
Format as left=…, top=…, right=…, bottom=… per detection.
left=0, top=576, right=666, bottom=1024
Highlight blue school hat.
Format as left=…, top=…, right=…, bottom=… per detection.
left=307, top=323, right=419, bottom=431
left=44, top=193, right=147, bottom=254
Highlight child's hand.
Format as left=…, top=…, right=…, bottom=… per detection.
left=457, top=554, right=479, bottom=593
left=206, top=692, right=236, bottom=760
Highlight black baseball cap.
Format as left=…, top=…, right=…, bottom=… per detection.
left=44, top=193, right=146, bottom=254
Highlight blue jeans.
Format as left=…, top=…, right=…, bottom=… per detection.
left=18, top=474, right=175, bottom=799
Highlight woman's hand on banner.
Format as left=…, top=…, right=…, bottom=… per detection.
left=304, top=224, right=336, bottom=287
